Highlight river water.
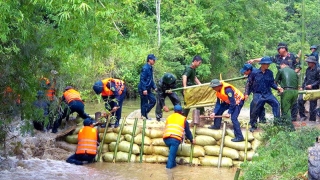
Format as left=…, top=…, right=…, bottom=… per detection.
left=0, top=98, right=245, bottom=180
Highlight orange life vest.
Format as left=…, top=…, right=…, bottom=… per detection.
left=163, top=113, right=186, bottom=141
left=101, top=78, right=125, bottom=96
left=39, top=77, right=55, bottom=101
left=46, top=88, right=55, bottom=101
left=63, top=89, right=82, bottom=103
left=76, top=126, right=98, bottom=155
left=216, top=82, right=244, bottom=104
left=4, top=87, right=21, bottom=104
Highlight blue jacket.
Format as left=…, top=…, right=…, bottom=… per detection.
left=138, top=63, right=156, bottom=91
left=245, top=68, right=278, bottom=96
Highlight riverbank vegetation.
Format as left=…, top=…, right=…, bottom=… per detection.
left=240, top=125, right=320, bottom=179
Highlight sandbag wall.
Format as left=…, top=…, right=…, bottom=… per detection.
left=65, top=121, right=263, bottom=167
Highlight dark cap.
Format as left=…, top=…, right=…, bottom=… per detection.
left=147, top=54, right=157, bottom=61
left=240, top=64, right=253, bottom=74
left=277, top=42, right=288, bottom=51
left=83, top=118, right=93, bottom=126
left=306, top=56, right=317, bottom=63
left=259, top=56, right=272, bottom=64
left=210, top=79, right=222, bottom=88
left=65, top=86, right=73, bottom=91
left=310, top=45, right=318, bottom=50
left=174, top=105, right=182, bottom=112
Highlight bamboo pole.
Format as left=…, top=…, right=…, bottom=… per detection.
left=96, top=117, right=110, bottom=162
left=189, top=123, right=197, bottom=165
left=113, top=116, right=127, bottom=163
left=166, top=76, right=247, bottom=92
left=244, top=122, right=249, bottom=162
left=139, top=118, right=146, bottom=163
left=128, top=118, right=138, bottom=162
left=218, top=121, right=227, bottom=169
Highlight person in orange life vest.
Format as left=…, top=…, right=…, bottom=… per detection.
left=39, top=77, right=56, bottom=101
left=66, top=118, right=100, bottom=165
left=52, top=86, right=91, bottom=133
left=163, top=105, right=195, bottom=169
left=208, top=79, right=245, bottom=142
left=3, top=86, right=21, bottom=105
left=93, top=78, right=127, bottom=128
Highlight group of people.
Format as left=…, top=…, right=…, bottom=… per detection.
left=244, top=43, right=320, bottom=132
left=138, top=54, right=204, bottom=121
left=33, top=46, right=319, bottom=168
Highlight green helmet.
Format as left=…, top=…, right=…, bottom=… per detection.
left=162, top=73, right=176, bottom=85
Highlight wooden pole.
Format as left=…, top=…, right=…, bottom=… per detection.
left=244, top=122, right=249, bottom=162
left=166, top=76, right=246, bottom=92
left=113, top=116, right=127, bottom=163
left=96, top=117, right=110, bottom=162
left=218, top=121, right=227, bottom=168
left=189, top=123, right=197, bottom=165
left=128, top=118, right=138, bottom=162
left=139, top=118, right=146, bottom=163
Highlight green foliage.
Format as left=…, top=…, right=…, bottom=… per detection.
left=240, top=127, right=320, bottom=180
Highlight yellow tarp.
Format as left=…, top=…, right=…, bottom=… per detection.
left=184, top=86, right=216, bottom=108
left=303, top=90, right=320, bottom=101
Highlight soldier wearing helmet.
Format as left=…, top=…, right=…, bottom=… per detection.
left=155, top=73, right=181, bottom=121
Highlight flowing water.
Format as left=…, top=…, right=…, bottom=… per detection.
left=0, top=98, right=246, bottom=180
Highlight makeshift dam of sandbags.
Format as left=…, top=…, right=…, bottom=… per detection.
left=64, top=119, right=262, bottom=167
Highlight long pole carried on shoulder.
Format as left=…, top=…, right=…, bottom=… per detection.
left=166, top=76, right=247, bottom=93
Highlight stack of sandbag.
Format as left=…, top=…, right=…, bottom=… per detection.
left=64, top=121, right=263, bottom=167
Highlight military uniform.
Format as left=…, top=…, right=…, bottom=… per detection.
left=155, top=73, right=181, bottom=121
left=247, top=57, right=281, bottom=131
left=271, top=46, right=300, bottom=120
left=275, top=65, right=298, bottom=130
left=298, top=56, right=320, bottom=121
left=181, top=65, right=204, bottom=117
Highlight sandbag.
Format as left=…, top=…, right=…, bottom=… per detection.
left=151, top=138, right=166, bottom=146
left=98, top=127, right=114, bottom=133
left=134, top=133, right=152, bottom=145
left=138, top=155, right=168, bottom=163
left=101, top=144, right=108, bottom=153
left=124, top=134, right=132, bottom=142
left=143, top=146, right=154, bottom=155
left=252, top=131, right=263, bottom=141
left=72, top=125, right=83, bottom=135
left=65, top=134, right=78, bottom=144
left=176, top=144, right=205, bottom=158
left=153, top=146, right=169, bottom=157
left=194, top=135, right=216, bottom=146
left=176, top=156, right=200, bottom=165
left=102, top=152, right=136, bottom=162
left=204, top=145, right=239, bottom=160
left=251, top=139, right=261, bottom=151
left=108, top=141, right=140, bottom=154
left=226, top=128, right=254, bottom=141
left=144, top=128, right=164, bottom=138
left=199, top=156, right=233, bottom=167
left=239, top=150, right=256, bottom=161
left=99, top=132, right=124, bottom=143
left=223, top=136, right=252, bottom=151
left=195, top=128, right=222, bottom=140
left=233, top=160, right=243, bottom=168
left=113, top=126, right=141, bottom=135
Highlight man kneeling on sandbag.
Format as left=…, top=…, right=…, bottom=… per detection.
left=66, top=118, right=100, bottom=165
